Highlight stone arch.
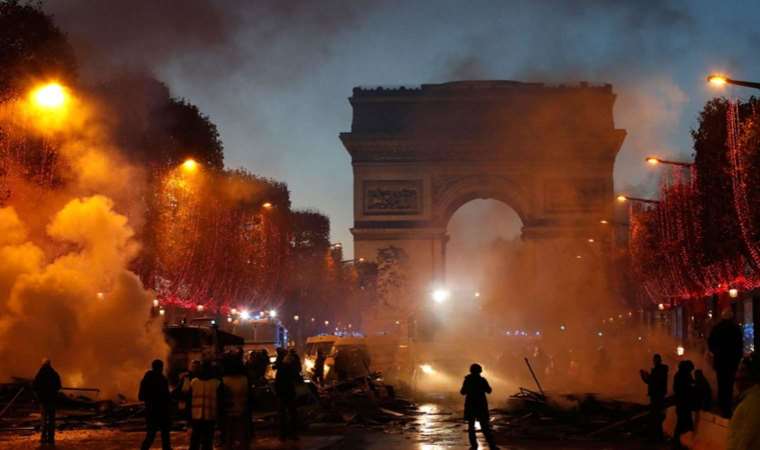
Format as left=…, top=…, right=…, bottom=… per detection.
left=433, top=174, right=532, bottom=230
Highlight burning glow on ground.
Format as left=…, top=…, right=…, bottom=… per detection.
left=31, top=82, right=67, bottom=109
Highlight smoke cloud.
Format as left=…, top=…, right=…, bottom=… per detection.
left=0, top=196, right=166, bottom=397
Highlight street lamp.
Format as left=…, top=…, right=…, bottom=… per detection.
left=262, top=202, right=273, bottom=209
left=707, top=74, right=760, bottom=91
left=645, top=156, right=693, bottom=168
left=182, top=158, right=199, bottom=173
left=31, top=82, right=67, bottom=109
left=616, top=194, right=660, bottom=205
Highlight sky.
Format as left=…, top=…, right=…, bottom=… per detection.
left=45, top=0, right=760, bottom=257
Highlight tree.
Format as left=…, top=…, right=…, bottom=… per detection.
left=0, top=0, right=77, bottom=102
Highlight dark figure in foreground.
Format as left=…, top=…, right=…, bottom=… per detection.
left=139, top=359, right=172, bottom=450
left=694, top=369, right=713, bottom=411
left=33, top=359, right=61, bottom=446
left=672, top=360, right=696, bottom=450
left=221, top=355, right=252, bottom=450
left=275, top=348, right=300, bottom=441
left=708, top=309, right=744, bottom=418
left=313, top=349, right=326, bottom=386
left=728, top=353, right=760, bottom=450
left=184, top=361, right=221, bottom=450
left=640, top=353, right=668, bottom=441
left=460, top=363, right=498, bottom=450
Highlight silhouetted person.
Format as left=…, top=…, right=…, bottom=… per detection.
left=313, top=350, right=326, bottom=386
left=275, top=349, right=300, bottom=440
left=178, top=360, right=201, bottom=419
left=139, top=359, right=172, bottom=450
left=33, top=359, right=61, bottom=446
left=673, top=360, right=696, bottom=450
left=640, top=353, right=668, bottom=441
left=728, top=353, right=760, bottom=450
left=184, top=361, right=221, bottom=450
left=694, top=369, right=712, bottom=412
left=460, top=363, right=498, bottom=450
left=333, top=348, right=350, bottom=382
left=221, top=356, right=251, bottom=450
left=708, top=309, right=744, bottom=417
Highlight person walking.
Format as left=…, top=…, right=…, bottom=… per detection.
left=460, top=363, right=498, bottom=450
left=221, top=356, right=252, bottom=450
left=708, top=308, right=744, bottom=417
left=672, top=360, right=696, bottom=450
left=139, top=359, right=172, bottom=450
left=640, top=353, right=668, bottom=441
left=727, top=353, right=760, bottom=450
left=33, top=359, right=61, bottom=446
left=275, top=349, right=299, bottom=441
left=185, top=361, right=221, bottom=450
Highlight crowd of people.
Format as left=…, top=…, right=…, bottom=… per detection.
left=639, top=308, right=760, bottom=449
left=31, top=347, right=305, bottom=449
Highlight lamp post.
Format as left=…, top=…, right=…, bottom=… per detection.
left=616, top=194, right=660, bottom=205
left=707, top=74, right=760, bottom=91
left=645, top=156, right=694, bottom=168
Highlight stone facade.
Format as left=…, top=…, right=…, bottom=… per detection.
left=340, top=81, right=626, bottom=324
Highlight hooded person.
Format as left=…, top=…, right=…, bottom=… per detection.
left=33, top=359, right=61, bottom=446
left=139, top=359, right=172, bottom=450
left=460, top=363, right=498, bottom=450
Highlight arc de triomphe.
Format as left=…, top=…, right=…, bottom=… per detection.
left=340, top=81, right=626, bottom=321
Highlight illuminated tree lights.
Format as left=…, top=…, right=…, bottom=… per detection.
left=631, top=98, right=760, bottom=304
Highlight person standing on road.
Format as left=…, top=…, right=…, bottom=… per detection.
left=185, top=361, right=221, bottom=450
left=33, top=359, right=61, bottom=446
left=640, top=353, right=668, bottom=442
left=727, top=353, right=760, bottom=450
left=275, top=349, right=300, bottom=440
left=460, top=363, right=498, bottom=450
left=139, top=359, right=172, bottom=450
left=221, top=355, right=252, bottom=450
left=673, top=360, right=696, bottom=450
left=708, top=308, right=744, bottom=418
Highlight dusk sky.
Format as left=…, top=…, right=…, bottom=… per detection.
left=46, top=0, right=760, bottom=256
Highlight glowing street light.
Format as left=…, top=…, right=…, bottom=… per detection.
left=182, top=158, right=199, bottom=173
left=707, top=73, right=760, bottom=91
left=269, top=309, right=277, bottom=318
left=262, top=202, right=273, bottom=209
left=616, top=194, right=660, bottom=205
left=729, top=288, right=739, bottom=298
left=599, top=219, right=609, bottom=225
left=153, top=299, right=160, bottom=308
left=432, top=288, right=450, bottom=304
left=293, top=315, right=300, bottom=321
left=196, top=304, right=204, bottom=312
left=420, top=364, right=435, bottom=374
left=645, top=156, right=694, bottom=168
left=240, top=310, right=251, bottom=320
left=31, top=83, right=67, bottom=109
left=159, top=308, right=166, bottom=316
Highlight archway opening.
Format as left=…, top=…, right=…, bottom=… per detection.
left=445, top=199, right=523, bottom=293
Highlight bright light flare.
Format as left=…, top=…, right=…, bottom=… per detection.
left=431, top=288, right=450, bottom=304
left=240, top=310, right=251, bottom=320
left=600, top=219, right=609, bottom=224
left=729, top=288, right=739, bottom=298
left=707, top=74, right=727, bottom=87
left=182, top=159, right=199, bottom=173
left=32, top=83, right=66, bottom=109
left=616, top=195, right=628, bottom=203
left=262, top=202, right=273, bottom=209
left=676, top=345, right=685, bottom=356
left=420, top=364, right=435, bottom=375
left=269, top=309, right=277, bottom=318
left=646, top=157, right=660, bottom=165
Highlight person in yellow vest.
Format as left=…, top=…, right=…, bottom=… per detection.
left=727, top=352, right=760, bottom=450
left=184, top=361, right=221, bottom=450
left=221, top=354, right=252, bottom=450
